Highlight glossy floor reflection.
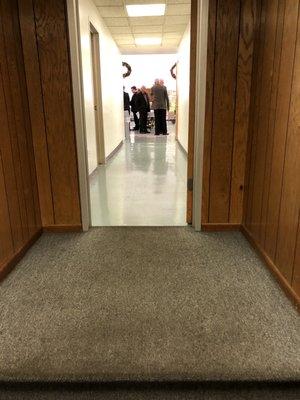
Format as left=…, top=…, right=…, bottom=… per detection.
left=90, top=126, right=187, bottom=226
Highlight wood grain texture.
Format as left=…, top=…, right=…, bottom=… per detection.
left=1, top=0, right=37, bottom=238
left=292, top=213, right=300, bottom=296
left=0, top=152, right=14, bottom=262
left=243, top=0, right=300, bottom=298
left=201, top=223, right=240, bottom=232
left=275, top=16, right=300, bottom=282
left=18, top=0, right=54, bottom=227
left=208, top=0, right=240, bottom=222
left=33, top=0, right=81, bottom=226
left=229, top=0, right=256, bottom=223
left=0, top=0, right=41, bottom=272
left=0, top=39, right=24, bottom=250
left=264, top=0, right=298, bottom=259
left=248, top=0, right=278, bottom=241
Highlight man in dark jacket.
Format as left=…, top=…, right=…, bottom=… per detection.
left=135, top=86, right=150, bottom=134
left=123, top=86, right=130, bottom=114
left=130, top=86, right=139, bottom=131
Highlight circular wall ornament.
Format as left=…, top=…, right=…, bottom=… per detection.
left=170, top=63, right=177, bottom=79
left=122, top=62, right=132, bottom=78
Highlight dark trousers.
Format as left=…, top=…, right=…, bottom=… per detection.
left=154, top=109, right=167, bottom=134
left=133, top=112, right=139, bottom=130
left=139, top=111, right=148, bottom=133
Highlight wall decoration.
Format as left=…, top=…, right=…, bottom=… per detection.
left=170, top=63, right=177, bottom=79
left=122, top=62, right=132, bottom=78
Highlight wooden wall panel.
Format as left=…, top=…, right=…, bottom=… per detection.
left=208, top=0, right=240, bottom=222
left=229, top=0, right=257, bottom=223
left=33, top=0, right=81, bottom=227
left=18, top=0, right=54, bottom=227
left=275, top=20, right=300, bottom=282
left=292, top=213, right=300, bottom=295
left=243, top=0, right=300, bottom=300
left=0, top=0, right=41, bottom=276
left=0, top=152, right=14, bottom=263
left=202, top=0, right=256, bottom=226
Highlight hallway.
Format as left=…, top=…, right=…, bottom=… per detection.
left=89, top=126, right=187, bottom=226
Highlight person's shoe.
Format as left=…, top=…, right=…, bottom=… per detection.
left=155, top=133, right=160, bottom=135
left=163, top=132, right=169, bottom=135
left=139, top=132, right=146, bottom=134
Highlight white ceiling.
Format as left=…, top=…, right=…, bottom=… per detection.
left=93, top=0, right=191, bottom=54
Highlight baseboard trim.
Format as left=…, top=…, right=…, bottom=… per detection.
left=0, top=228, right=43, bottom=281
left=241, top=225, right=300, bottom=311
left=201, top=223, right=241, bottom=231
left=106, top=140, right=123, bottom=163
left=43, top=225, right=82, bottom=233
left=176, top=138, right=188, bottom=156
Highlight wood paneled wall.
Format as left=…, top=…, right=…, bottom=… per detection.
left=243, top=0, right=300, bottom=300
left=202, top=0, right=257, bottom=227
left=0, top=0, right=42, bottom=278
left=18, top=0, right=81, bottom=230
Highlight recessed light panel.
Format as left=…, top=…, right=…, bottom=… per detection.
left=126, top=4, right=166, bottom=17
left=135, top=37, right=162, bottom=46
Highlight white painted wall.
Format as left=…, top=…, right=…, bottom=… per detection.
left=176, top=23, right=191, bottom=153
left=122, top=54, right=177, bottom=92
left=78, top=0, right=124, bottom=174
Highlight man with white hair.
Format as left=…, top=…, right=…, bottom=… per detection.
left=151, top=79, right=170, bottom=135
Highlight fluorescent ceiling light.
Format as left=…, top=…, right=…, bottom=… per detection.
left=135, top=37, right=162, bottom=46
left=126, top=4, right=166, bottom=17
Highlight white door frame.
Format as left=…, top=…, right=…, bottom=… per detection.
left=192, top=0, right=209, bottom=231
left=66, top=0, right=209, bottom=232
left=66, top=0, right=90, bottom=231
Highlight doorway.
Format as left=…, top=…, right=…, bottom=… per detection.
left=67, top=0, right=208, bottom=231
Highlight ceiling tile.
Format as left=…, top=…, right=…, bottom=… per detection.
left=129, top=16, right=165, bottom=26
left=163, top=32, right=182, bottom=39
left=166, top=4, right=190, bottom=15
left=97, top=6, right=126, bottom=18
left=115, top=37, right=135, bottom=45
left=167, top=0, right=190, bottom=4
left=113, top=34, right=134, bottom=41
left=109, top=26, right=132, bottom=34
left=163, top=24, right=186, bottom=33
left=132, top=25, right=163, bottom=33
left=94, top=0, right=123, bottom=5
left=133, top=33, right=162, bottom=38
left=103, top=17, right=129, bottom=27
left=165, top=15, right=189, bottom=25
left=119, top=44, right=137, bottom=50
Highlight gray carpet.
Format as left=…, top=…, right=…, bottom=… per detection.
left=0, top=227, right=299, bottom=382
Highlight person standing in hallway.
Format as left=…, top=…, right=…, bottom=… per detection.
left=151, top=79, right=169, bottom=135
left=123, top=86, right=130, bottom=114
left=135, top=86, right=150, bottom=134
left=130, top=86, right=139, bottom=131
